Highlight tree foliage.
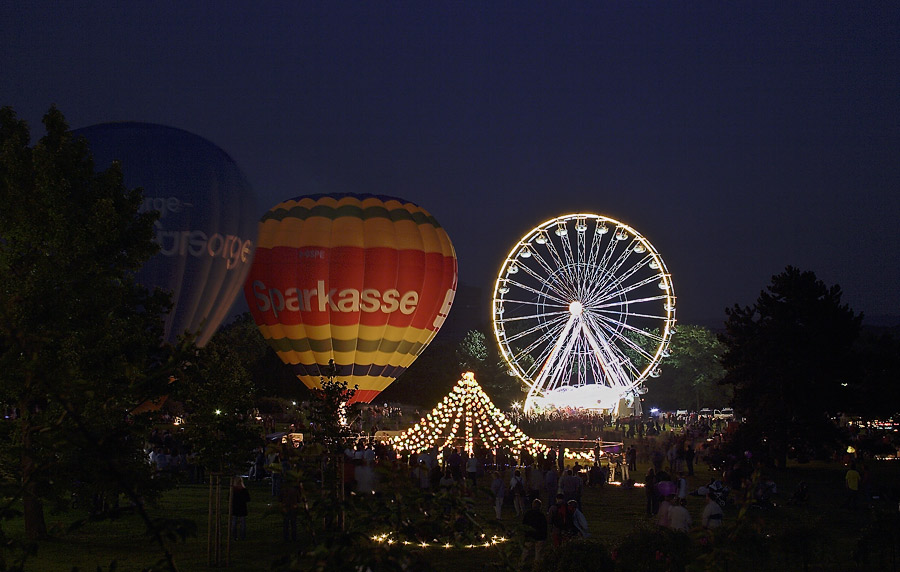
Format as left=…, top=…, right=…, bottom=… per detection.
left=719, top=266, right=862, bottom=466
left=645, top=324, right=730, bottom=411
left=456, top=329, right=523, bottom=408
left=0, top=106, right=184, bottom=565
left=848, top=329, right=900, bottom=419
left=380, top=332, right=461, bottom=407
left=169, top=314, right=264, bottom=474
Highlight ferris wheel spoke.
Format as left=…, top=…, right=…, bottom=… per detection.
left=591, top=229, right=620, bottom=285
left=515, top=258, right=576, bottom=301
left=512, top=322, right=572, bottom=376
left=502, top=276, right=572, bottom=307
left=537, top=230, right=575, bottom=287
left=590, top=255, right=653, bottom=302
left=556, top=223, right=578, bottom=271
left=545, top=225, right=578, bottom=296
left=527, top=248, right=579, bottom=300
left=585, top=219, right=609, bottom=271
left=501, top=314, right=570, bottom=347
left=587, top=243, right=616, bottom=289
left=587, top=313, right=662, bottom=365
left=580, top=321, right=636, bottom=387
left=592, top=311, right=665, bottom=346
left=499, top=294, right=570, bottom=312
left=537, top=319, right=581, bottom=392
left=497, top=310, right=569, bottom=326
left=524, top=313, right=579, bottom=404
left=594, top=273, right=663, bottom=306
left=601, top=309, right=671, bottom=321
left=575, top=222, right=591, bottom=295
left=592, top=245, right=644, bottom=300
left=592, top=294, right=670, bottom=310
left=585, top=315, right=649, bottom=364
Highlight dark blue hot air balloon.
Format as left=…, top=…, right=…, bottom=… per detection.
left=75, top=122, right=258, bottom=347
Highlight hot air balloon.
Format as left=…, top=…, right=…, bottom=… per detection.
left=75, top=123, right=258, bottom=347
left=244, top=193, right=457, bottom=404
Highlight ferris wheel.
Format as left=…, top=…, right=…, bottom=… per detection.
left=491, top=214, right=676, bottom=413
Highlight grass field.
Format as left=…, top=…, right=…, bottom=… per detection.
left=8, top=454, right=900, bottom=571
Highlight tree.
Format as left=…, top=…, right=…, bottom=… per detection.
left=0, top=107, right=179, bottom=552
left=380, top=331, right=461, bottom=407
left=646, top=324, right=730, bottom=411
left=848, top=328, right=900, bottom=418
left=171, top=315, right=263, bottom=475
left=719, top=266, right=862, bottom=467
left=456, top=329, right=489, bottom=371
left=456, top=329, right=523, bottom=408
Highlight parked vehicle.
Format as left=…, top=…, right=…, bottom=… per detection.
left=714, top=408, right=734, bottom=420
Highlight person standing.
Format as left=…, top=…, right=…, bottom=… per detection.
left=510, top=469, right=527, bottom=517
left=668, top=497, right=692, bottom=532
left=548, top=494, right=569, bottom=546
left=490, top=471, right=506, bottom=519
left=559, top=469, right=581, bottom=505
left=279, top=480, right=301, bottom=541
left=645, top=468, right=660, bottom=515
left=543, top=468, right=558, bottom=506
left=845, top=462, right=861, bottom=509
left=527, top=466, right=543, bottom=502
left=684, top=443, right=695, bottom=477
left=520, top=499, right=548, bottom=571
left=569, top=499, right=590, bottom=538
left=230, top=476, right=250, bottom=541
left=676, top=472, right=688, bottom=503
left=702, top=493, right=724, bottom=528
left=657, top=494, right=674, bottom=528
left=466, top=453, right=480, bottom=491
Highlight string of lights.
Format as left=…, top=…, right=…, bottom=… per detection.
left=386, top=372, right=601, bottom=463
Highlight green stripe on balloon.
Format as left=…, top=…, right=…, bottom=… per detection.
left=262, top=203, right=442, bottom=227
left=266, top=335, right=425, bottom=355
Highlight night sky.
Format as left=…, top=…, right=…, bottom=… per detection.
left=3, top=2, right=898, bottom=327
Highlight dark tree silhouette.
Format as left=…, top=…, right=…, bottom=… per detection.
left=0, top=106, right=184, bottom=565
left=719, top=266, right=862, bottom=467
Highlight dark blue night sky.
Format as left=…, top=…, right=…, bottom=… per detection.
left=2, top=2, right=898, bottom=326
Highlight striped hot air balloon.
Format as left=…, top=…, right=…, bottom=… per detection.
left=244, top=193, right=457, bottom=404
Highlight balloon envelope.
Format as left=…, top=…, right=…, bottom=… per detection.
left=244, top=193, right=457, bottom=403
left=75, top=122, right=258, bottom=347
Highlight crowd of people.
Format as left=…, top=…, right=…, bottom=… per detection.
left=140, top=401, right=898, bottom=563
